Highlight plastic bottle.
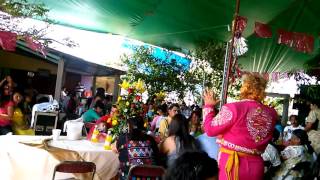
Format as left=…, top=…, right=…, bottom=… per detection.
left=104, top=130, right=113, bottom=150
left=91, top=125, right=99, bottom=143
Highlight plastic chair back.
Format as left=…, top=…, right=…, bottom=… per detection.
left=127, top=165, right=165, bottom=180
left=52, top=161, right=96, bottom=180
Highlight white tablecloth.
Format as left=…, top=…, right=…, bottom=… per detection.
left=0, top=135, right=119, bottom=180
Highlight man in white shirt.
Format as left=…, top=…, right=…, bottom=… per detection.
left=283, top=115, right=304, bottom=141
left=74, top=82, right=85, bottom=98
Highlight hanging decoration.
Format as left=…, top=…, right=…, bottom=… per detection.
left=277, top=29, right=294, bottom=46
left=292, top=32, right=314, bottom=53
left=254, top=22, right=272, bottom=38
left=232, top=16, right=248, bottom=56
left=25, top=36, right=47, bottom=56
left=233, top=37, right=248, bottom=56
left=235, top=16, right=248, bottom=33
left=0, top=30, right=47, bottom=56
left=278, top=29, right=315, bottom=53
left=0, top=31, right=17, bottom=51
left=270, top=72, right=289, bottom=81
left=242, top=71, right=290, bottom=82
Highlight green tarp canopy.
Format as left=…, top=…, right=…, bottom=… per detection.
left=30, top=0, right=320, bottom=73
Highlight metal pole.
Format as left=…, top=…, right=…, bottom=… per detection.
left=54, top=58, right=64, bottom=102
left=200, top=71, right=206, bottom=106
left=220, top=42, right=229, bottom=108
left=220, top=0, right=241, bottom=107
left=112, top=75, right=121, bottom=103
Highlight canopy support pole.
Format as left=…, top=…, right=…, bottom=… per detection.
left=220, top=0, right=241, bottom=107
left=220, top=42, right=230, bottom=107
left=54, top=58, right=65, bottom=102
left=200, top=71, right=206, bottom=106
left=112, top=75, right=121, bottom=103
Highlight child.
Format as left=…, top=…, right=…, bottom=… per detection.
left=86, top=121, right=108, bottom=142
left=86, top=106, right=118, bottom=142
left=283, top=115, right=304, bottom=142
left=273, top=129, right=314, bottom=180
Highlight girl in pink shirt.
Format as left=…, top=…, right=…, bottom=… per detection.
left=0, top=85, right=14, bottom=135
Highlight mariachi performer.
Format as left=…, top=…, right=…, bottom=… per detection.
left=203, top=73, right=278, bottom=180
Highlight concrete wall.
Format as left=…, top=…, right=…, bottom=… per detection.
left=0, top=50, right=57, bottom=74
left=95, top=76, right=116, bottom=95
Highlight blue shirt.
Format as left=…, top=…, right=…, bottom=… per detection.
left=197, top=133, right=219, bottom=160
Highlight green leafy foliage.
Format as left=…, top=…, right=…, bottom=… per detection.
left=121, top=46, right=190, bottom=98
left=187, top=40, right=241, bottom=102
left=0, top=0, right=49, bottom=19
left=122, top=41, right=242, bottom=104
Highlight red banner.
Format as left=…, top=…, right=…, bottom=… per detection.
left=278, top=29, right=314, bottom=53
left=0, top=31, right=17, bottom=51
left=277, top=29, right=294, bottom=46
left=255, top=22, right=272, bottom=38
left=235, top=16, right=247, bottom=33
left=25, top=36, right=47, bottom=56
left=292, top=32, right=314, bottom=53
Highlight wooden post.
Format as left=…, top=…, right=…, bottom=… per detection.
left=220, top=0, right=241, bottom=106
left=92, top=76, right=97, bottom=96
left=54, top=58, right=64, bottom=102
left=112, top=75, right=121, bottom=103
left=220, top=42, right=230, bottom=107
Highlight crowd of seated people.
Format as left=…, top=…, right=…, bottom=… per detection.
left=108, top=111, right=220, bottom=179
left=262, top=105, right=320, bottom=179
left=105, top=74, right=320, bottom=179
left=2, top=74, right=320, bottom=179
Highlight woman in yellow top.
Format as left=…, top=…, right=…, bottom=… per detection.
left=11, top=91, right=34, bottom=135
left=159, top=103, right=179, bottom=140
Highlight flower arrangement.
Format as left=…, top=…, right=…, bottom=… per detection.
left=155, top=91, right=166, bottom=101
left=109, top=79, right=146, bottom=137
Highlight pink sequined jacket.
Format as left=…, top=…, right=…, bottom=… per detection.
left=204, top=100, right=278, bottom=154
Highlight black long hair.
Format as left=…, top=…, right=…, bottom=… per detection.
left=168, top=114, right=197, bottom=151
left=0, top=84, right=11, bottom=107
left=292, top=129, right=314, bottom=154
left=165, top=151, right=218, bottom=180
left=11, top=90, right=24, bottom=110
left=127, top=116, right=146, bottom=141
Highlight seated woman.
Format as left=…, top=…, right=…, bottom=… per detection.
left=82, top=100, right=104, bottom=123
left=262, top=130, right=281, bottom=179
left=115, top=116, right=159, bottom=180
left=11, top=91, right=34, bottom=135
left=159, top=114, right=199, bottom=167
left=66, top=92, right=79, bottom=120
left=304, top=101, right=320, bottom=154
left=0, top=85, right=14, bottom=135
left=273, top=129, right=315, bottom=180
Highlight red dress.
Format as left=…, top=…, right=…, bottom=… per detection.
left=86, top=115, right=111, bottom=141
left=0, top=101, right=14, bottom=127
